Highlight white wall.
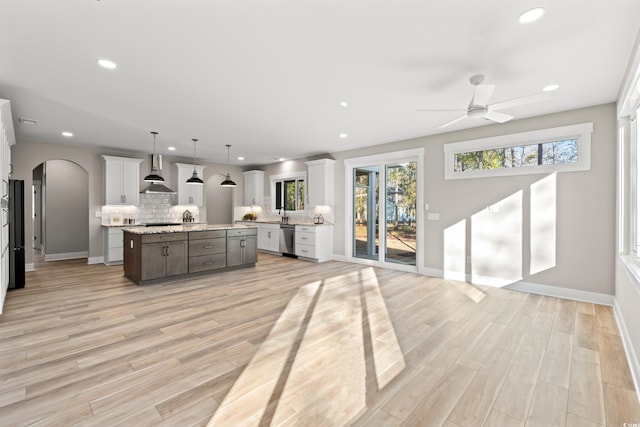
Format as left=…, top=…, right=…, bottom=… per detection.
left=42, top=160, right=89, bottom=258
left=331, top=103, right=616, bottom=297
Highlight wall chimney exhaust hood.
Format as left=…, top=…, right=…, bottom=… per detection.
left=140, top=154, right=176, bottom=193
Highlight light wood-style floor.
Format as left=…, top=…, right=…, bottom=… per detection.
left=1, top=253, right=639, bottom=426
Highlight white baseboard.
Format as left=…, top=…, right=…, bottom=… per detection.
left=505, top=281, right=615, bottom=306
left=25, top=263, right=34, bottom=272
left=419, top=267, right=614, bottom=306
left=421, top=267, right=445, bottom=278
left=88, top=256, right=104, bottom=265
left=44, top=251, right=89, bottom=262
left=613, top=300, right=640, bottom=406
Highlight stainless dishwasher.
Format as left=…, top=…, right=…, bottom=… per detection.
left=279, top=224, right=296, bottom=256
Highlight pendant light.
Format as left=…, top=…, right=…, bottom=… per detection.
left=186, top=138, right=204, bottom=185
left=144, top=131, right=165, bottom=182
left=220, top=144, right=237, bottom=187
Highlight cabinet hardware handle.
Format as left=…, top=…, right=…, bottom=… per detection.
left=267, top=231, right=271, bottom=238
left=301, top=237, right=308, bottom=240
left=203, top=261, right=214, bottom=265
left=204, top=245, right=213, bottom=249
left=240, top=240, right=246, bottom=248
left=161, top=236, right=173, bottom=239
left=123, top=195, right=126, bottom=203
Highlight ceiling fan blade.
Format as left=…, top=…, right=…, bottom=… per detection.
left=490, top=92, right=550, bottom=111
left=416, top=108, right=467, bottom=112
left=485, top=110, right=513, bottom=123
left=438, top=114, right=468, bottom=128
left=471, top=84, right=494, bottom=106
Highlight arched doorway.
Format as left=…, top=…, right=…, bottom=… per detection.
left=32, top=160, right=89, bottom=262
left=206, top=173, right=233, bottom=224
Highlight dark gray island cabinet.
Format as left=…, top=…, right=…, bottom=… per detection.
left=123, top=225, right=257, bottom=285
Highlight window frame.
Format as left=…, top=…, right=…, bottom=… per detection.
left=270, top=171, right=306, bottom=213
left=630, top=112, right=639, bottom=257
left=443, top=122, right=593, bottom=180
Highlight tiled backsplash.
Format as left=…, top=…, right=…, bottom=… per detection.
left=235, top=200, right=334, bottom=225
left=102, top=193, right=200, bottom=225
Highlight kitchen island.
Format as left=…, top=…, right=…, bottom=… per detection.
left=122, top=224, right=258, bottom=285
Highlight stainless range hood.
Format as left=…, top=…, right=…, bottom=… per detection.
left=140, top=155, right=176, bottom=194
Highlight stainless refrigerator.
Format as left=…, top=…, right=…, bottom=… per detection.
left=8, top=179, right=25, bottom=289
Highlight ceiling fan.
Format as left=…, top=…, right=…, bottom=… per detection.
left=417, top=74, right=550, bottom=129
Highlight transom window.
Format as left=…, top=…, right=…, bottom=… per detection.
left=444, top=123, right=592, bottom=180
left=455, top=138, right=578, bottom=172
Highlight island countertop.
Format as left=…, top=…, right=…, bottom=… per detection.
left=122, top=223, right=258, bottom=235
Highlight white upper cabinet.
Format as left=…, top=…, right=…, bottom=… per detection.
left=174, top=163, right=206, bottom=206
left=305, top=159, right=335, bottom=208
left=243, top=170, right=264, bottom=207
left=102, top=155, right=143, bottom=205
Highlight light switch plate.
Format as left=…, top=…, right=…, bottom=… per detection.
left=427, top=213, right=440, bottom=221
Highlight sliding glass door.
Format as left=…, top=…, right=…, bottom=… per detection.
left=385, top=162, right=417, bottom=265
left=347, top=149, right=422, bottom=271
left=353, top=166, right=379, bottom=260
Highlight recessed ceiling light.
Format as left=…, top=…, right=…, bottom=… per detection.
left=339, top=133, right=348, bottom=139
left=61, top=131, right=73, bottom=137
left=518, top=7, right=545, bottom=24
left=543, top=84, right=559, bottom=92
left=97, top=59, right=117, bottom=69
left=167, top=146, right=176, bottom=151
left=237, top=156, right=245, bottom=161
left=340, top=101, right=348, bottom=108
left=279, top=158, right=286, bottom=162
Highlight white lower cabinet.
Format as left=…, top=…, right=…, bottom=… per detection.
left=295, top=225, right=333, bottom=262
left=258, top=223, right=280, bottom=252
left=104, top=227, right=124, bottom=265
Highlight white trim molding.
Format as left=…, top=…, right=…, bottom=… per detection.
left=25, top=263, right=35, bottom=272
left=505, top=281, right=614, bottom=306
left=614, top=300, right=640, bottom=404
left=444, top=122, right=593, bottom=180
left=420, top=266, right=614, bottom=306
left=44, top=251, right=89, bottom=262
left=88, top=256, right=104, bottom=265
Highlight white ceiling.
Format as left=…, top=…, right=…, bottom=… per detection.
left=1, top=1, right=639, bottom=166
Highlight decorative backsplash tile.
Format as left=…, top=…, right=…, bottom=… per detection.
left=102, top=193, right=200, bottom=225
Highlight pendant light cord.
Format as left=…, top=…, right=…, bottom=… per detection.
left=192, top=139, right=198, bottom=169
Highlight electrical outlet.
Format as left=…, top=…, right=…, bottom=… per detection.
left=95, top=211, right=102, bottom=217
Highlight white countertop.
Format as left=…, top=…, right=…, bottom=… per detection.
left=122, top=224, right=258, bottom=234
